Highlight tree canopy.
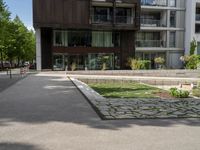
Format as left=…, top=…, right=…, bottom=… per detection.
left=0, top=0, right=35, bottom=67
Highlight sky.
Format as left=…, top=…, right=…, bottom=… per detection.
left=4, top=0, right=33, bottom=30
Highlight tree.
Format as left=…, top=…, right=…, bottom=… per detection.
left=0, top=0, right=10, bottom=68
left=12, top=16, right=36, bottom=64
left=0, top=1, right=36, bottom=68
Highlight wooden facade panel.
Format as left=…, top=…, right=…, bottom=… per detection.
left=63, top=0, right=73, bottom=25
left=52, top=47, right=120, bottom=54
left=120, top=31, right=135, bottom=69
left=33, top=0, right=90, bottom=28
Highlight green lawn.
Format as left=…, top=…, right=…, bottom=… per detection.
left=193, top=88, right=200, bottom=97
left=88, top=82, right=166, bottom=98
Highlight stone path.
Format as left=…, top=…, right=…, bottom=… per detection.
left=96, top=98, right=200, bottom=119
left=71, top=78, right=200, bottom=120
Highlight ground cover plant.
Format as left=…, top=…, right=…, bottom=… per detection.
left=170, top=88, right=190, bottom=98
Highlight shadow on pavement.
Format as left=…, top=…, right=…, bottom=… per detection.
left=0, top=75, right=200, bottom=130
left=0, top=143, right=42, bottom=150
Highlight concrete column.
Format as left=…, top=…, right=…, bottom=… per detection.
left=185, top=0, right=196, bottom=55
left=35, top=28, right=42, bottom=71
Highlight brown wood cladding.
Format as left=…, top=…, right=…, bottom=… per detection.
left=120, top=31, right=135, bottom=68
left=33, top=0, right=140, bottom=30
left=33, top=0, right=90, bottom=29
left=52, top=47, right=120, bottom=54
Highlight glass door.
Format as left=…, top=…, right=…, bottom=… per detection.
left=53, top=54, right=64, bottom=71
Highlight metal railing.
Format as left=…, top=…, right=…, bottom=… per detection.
left=136, top=40, right=166, bottom=47
left=141, top=0, right=167, bottom=6
left=115, top=16, right=134, bottom=24
left=91, top=15, right=112, bottom=23
left=140, top=18, right=166, bottom=27
left=91, top=15, right=134, bottom=24
left=169, top=41, right=176, bottom=48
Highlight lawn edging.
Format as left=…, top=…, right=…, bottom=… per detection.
left=69, top=77, right=107, bottom=120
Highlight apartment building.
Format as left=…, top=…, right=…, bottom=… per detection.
left=135, top=0, right=186, bottom=69
left=33, top=0, right=140, bottom=71
left=185, top=0, right=200, bottom=56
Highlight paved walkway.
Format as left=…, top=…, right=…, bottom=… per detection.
left=0, top=73, right=200, bottom=150
left=67, top=74, right=200, bottom=86
left=0, top=73, right=25, bottom=93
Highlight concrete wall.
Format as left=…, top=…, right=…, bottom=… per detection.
left=35, top=28, right=41, bottom=71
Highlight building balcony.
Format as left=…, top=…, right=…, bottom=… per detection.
left=136, top=40, right=166, bottom=47
left=115, top=16, right=134, bottom=24
left=91, top=15, right=135, bottom=25
left=140, top=18, right=166, bottom=27
left=141, top=0, right=167, bottom=7
left=91, top=15, right=112, bottom=24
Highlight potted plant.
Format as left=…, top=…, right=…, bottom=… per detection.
left=154, top=57, right=165, bottom=69
left=71, top=62, right=76, bottom=71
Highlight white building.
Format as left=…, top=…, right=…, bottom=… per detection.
left=136, top=0, right=186, bottom=69
left=185, top=0, right=200, bottom=56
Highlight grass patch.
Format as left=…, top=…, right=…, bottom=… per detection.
left=88, top=82, right=167, bottom=98
left=193, top=88, right=200, bottom=97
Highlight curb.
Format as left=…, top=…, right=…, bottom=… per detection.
left=69, top=77, right=106, bottom=120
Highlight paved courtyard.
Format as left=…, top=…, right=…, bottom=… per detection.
left=0, top=73, right=200, bottom=150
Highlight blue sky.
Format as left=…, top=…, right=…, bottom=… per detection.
left=4, top=0, right=33, bottom=30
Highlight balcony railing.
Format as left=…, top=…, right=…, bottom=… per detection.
left=169, top=41, right=176, bottom=48
left=140, top=18, right=166, bottom=27
left=141, top=0, right=167, bottom=6
left=196, top=14, right=200, bottom=21
left=91, top=15, right=134, bottom=24
left=136, top=40, right=166, bottom=47
left=115, top=16, right=134, bottom=24
left=91, top=15, right=112, bottom=24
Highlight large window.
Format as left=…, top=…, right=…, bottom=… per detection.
left=197, top=42, right=200, bottom=55
left=92, top=7, right=113, bottom=23
left=92, top=31, right=120, bottom=47
left=68, top=31, right=91, bottom=47
left=115, top=8, right=132, bottom=24
left=169, top=0, right=176, bottom=7
left=54, top=31, right=68, bottom=47
left=169, top=32, right=176, bottom=47
left=170, top=11, right=176, bottom=27
left=53, top=30, right=120, bottom=48
left=141, top=0, right=167, bottom=6
left=136, top=32, right=165, bottom=47
left=88, top=53, right=114, bottom=70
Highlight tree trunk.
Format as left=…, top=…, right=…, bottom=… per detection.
left=0, top=50, right=4, bottom=70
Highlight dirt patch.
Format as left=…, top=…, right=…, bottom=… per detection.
left=155, top=92, right=174, bottom=99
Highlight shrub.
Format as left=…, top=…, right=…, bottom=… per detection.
left=185, top=55, right=200, bottom=69
left=154, top=57, right=165, bottom=64
left=154, top=57, right=165, bottom=69
left=180, top=55, right=200, bottom=69
left=71, top=62, right=76, bottom=71
left=170, top=88, right=190, bottom=98
left=128, top=58, right=150, bottom=70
